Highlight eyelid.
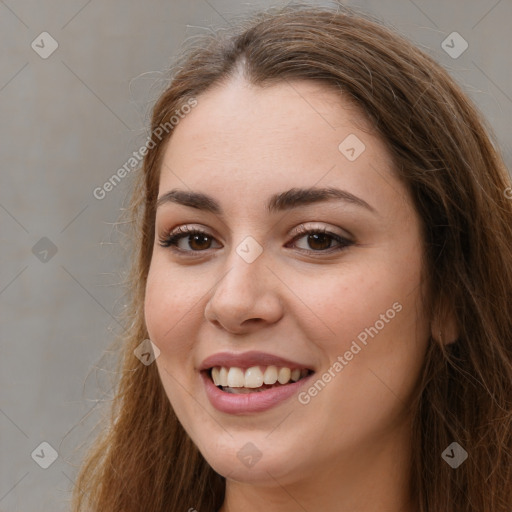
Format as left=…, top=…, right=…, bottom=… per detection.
left=158, top=224, right=218, bottom=246
left=158, top=222, right=351, bottom=242
left=292, top=222, right=352, bottom=240
left=162, top=221, right=354, bottom=239
left=157, top=221, right=354, bottom=256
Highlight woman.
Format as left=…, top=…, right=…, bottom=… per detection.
left=72, top=4, right=512, bottom=511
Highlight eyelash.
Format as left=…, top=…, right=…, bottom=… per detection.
left=158, top=224, right=354, bottom=255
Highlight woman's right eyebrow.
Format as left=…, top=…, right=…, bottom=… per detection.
left=156, top=186, right=378, bottom=216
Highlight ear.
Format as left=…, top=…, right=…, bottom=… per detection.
left=431, top=295, right=459, bottom=345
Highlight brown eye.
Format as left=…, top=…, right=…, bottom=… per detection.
left=187, top=233, right=213, bottom=251
left=159, top=225, right=353, bottom=255
left=159, top=226, right=220, bottom=251
left=288, top=227, right=353, bottom=253
left=303, top=232, right=334, bottom=251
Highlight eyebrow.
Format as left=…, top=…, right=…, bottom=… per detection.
left=156, top=186, right=377, bottom=215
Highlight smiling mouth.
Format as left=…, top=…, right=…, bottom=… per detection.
left=206, top=365, right=314, bottom=394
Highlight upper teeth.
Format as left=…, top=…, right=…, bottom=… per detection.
left=211, top=366, right=309, bottom=388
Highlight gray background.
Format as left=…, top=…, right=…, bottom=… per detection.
left=1, top=0, right=510, bottom=510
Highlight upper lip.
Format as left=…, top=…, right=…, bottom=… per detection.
left=198, top=350, right=314, bottom=372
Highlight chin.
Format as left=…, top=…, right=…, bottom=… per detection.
left=206, top=454, right=287, bottom=484
left=196, top=434, right=303, bottom=485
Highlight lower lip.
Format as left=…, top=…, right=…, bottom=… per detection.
left=201, top=370, right=314, bottom=414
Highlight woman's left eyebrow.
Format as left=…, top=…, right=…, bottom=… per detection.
left=156, top=186, right=378, bottom=216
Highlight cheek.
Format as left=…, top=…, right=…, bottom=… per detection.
left=144, top=262, right=204, bottom=422
left=290, top=260, right=418, bottom=349
left=315, top=269, right=428, bottom=415
left=144, top=260, right=203, bottom=355
left=294, top=254, right=428, bottom=395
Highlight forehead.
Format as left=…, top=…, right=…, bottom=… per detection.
left=158, top=79, right=410, bottom=218
left=166, top=78, right=372, bottom=159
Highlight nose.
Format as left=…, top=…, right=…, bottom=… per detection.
left=204, top=248, right=284, bottom=334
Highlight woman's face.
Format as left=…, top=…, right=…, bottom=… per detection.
left=144, top=78, right=431, bottom=486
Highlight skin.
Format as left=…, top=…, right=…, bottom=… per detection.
left=144, top=77, right=433, bottom=512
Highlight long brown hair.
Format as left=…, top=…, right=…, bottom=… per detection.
left=71, top=3, right=512, bottom=511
